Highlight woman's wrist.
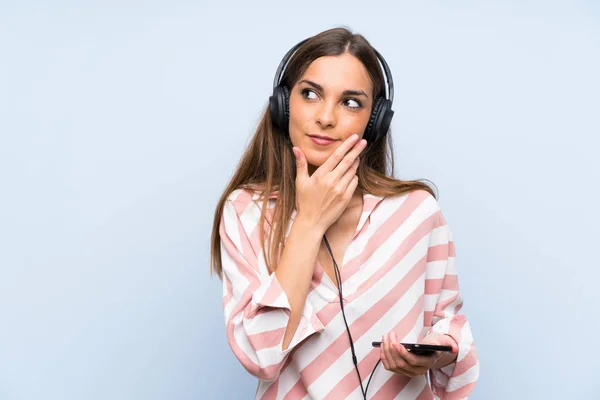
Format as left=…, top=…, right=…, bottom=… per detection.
left=293, top=214, right=327, bottom=238
left=432, top=335, right=459, bottom=369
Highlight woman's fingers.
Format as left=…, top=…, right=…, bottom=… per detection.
left=384, top=333, right=400, bottom=370
left=391, top=343, right=427, bottom=377
left=337, top=157, right=360, bottom=192
left=292, top=146, right=308, bottom=181
left=382, top=332, right=411, bottom=377
left=380, top=332, right=433, bottom=378
left=389, top=332, right=408, bottom=370
left=380, top=334, right=390, bottom=370
left=316, top=134, right=361, bottom=175
left=385, top=333, right=404, bottom=372
left=330, top=138, right=367, bottom=181
left=392, top=339, right=425, bottom=367
left=343, top=175, right=359, bottom=201
left=392, top=343, right=425, bottom=368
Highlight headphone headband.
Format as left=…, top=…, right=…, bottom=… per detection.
left=272, top=38, right=394, bottom=105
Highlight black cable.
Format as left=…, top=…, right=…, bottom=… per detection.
left=364, top=359, right=381, bottom=396
left=323, top=235, right=381, bottom=399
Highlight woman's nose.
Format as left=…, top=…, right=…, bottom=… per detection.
left=315, top=100, right=337, bottom=128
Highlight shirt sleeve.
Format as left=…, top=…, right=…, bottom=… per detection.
left=425, top=204, right=480, bottom=399
left=219, top=196, right=325, bottom=382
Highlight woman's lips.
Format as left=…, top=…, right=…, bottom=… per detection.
left=308, top=135, right=337, bottom=146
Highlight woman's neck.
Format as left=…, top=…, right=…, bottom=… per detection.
left=347, top=191, right=363, bottom=210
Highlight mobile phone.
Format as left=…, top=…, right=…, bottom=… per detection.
left=371, top=342, right=453, bottom=356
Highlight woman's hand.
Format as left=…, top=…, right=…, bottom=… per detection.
left=380, top=331, right=459, bottom=378
left=292, top=134, right=367, bottom=234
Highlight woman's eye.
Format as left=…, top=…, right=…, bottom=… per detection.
left=345, top=98, right=362, bottom=109
left=300, top=88, right=318, bottom=100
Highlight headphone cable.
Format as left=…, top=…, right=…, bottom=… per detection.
left=323, top=235, right=380, bottom=399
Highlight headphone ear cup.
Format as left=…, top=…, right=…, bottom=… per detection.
left=364, top=97, right=394, bottom=143
left=282, top=85, right=290, bottom=128
left=269, top=85, right=291, bottom=135
left=364, top=97, right=384, bottom=142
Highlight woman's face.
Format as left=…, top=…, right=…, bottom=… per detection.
left=288, top=53, right=374, bottom=174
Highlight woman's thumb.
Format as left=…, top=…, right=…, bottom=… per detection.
left=292, top=147, right=308, bottom=178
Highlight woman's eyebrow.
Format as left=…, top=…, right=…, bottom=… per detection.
left=299, top=79, right=369, bottom=98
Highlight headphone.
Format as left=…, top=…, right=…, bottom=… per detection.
left=269, top=38, right=395, bottom=145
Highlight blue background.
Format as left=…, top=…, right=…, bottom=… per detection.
left=1, top=1, right=598, bottom=399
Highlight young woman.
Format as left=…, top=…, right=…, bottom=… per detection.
left=210, top=27, right=479, bottom=399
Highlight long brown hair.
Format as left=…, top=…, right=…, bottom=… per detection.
left=210, top=27, right=436, bottom=279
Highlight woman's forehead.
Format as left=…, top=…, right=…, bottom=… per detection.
left=299, top=54, right=373, bottom=93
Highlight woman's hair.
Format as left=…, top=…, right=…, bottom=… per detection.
left=210, top=26, right=436, bottom=279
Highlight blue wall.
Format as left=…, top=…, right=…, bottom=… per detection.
left=1, top=1, right=598, bottom=399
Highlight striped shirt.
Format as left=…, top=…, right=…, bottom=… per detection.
left=219, top=188, right=479, bottom=399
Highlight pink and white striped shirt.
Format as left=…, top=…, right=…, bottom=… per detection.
left=219, top=188, right=479, bottom=399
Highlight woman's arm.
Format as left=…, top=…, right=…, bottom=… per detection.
left=220, top=196, right=326, bottom=381
left=221, top=136, right=364, bottom=381
left=274, top=216, right=324, bottom=350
